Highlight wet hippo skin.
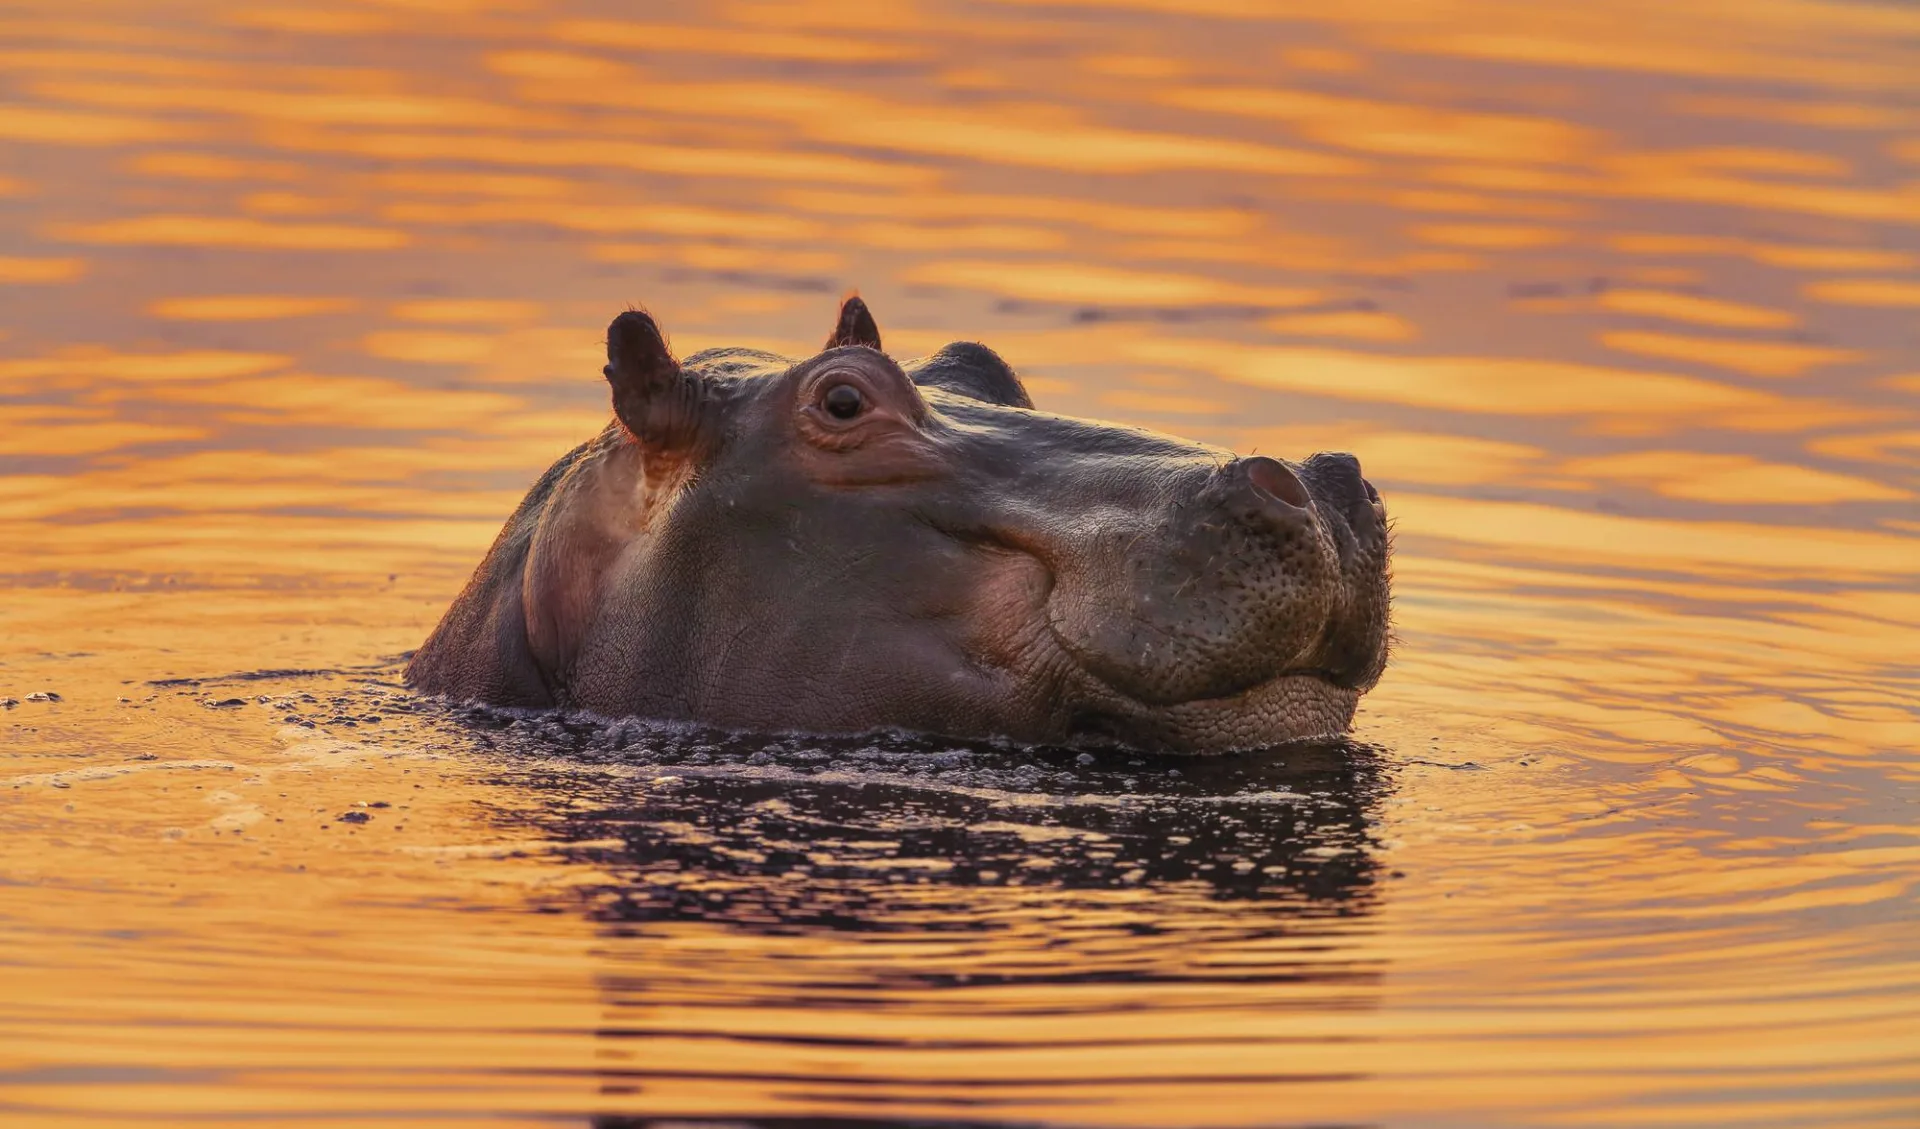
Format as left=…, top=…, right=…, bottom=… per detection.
left=407, top=297, right=1392, bottom=753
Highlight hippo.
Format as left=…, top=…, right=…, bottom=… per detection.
left=407, top=297, right=1391, bottom=753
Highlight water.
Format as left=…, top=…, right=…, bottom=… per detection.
left=3, top=0, right=1918, bottom=1124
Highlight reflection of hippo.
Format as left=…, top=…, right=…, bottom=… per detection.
left=408, top=297, right=1391, bottom=752
left=495, top=726, right=1388, bottom=923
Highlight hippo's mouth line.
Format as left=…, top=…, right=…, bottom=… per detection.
left=1054, top=661, right=1362, bottom=752
left=1093, top=665, right=1347, bottom=711
left=1209, top=668, right=1342, bottom=700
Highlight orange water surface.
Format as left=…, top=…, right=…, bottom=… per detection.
left=3, top=1, right=1918, bottom=1126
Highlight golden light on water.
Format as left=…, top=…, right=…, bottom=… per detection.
left=2, top=0, right=1917, bottom=1125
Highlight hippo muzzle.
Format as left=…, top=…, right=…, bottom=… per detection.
left=1048, top=454, right=1388, bottom=706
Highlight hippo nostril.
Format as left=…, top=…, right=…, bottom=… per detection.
left=1242, top=456, right=1310, bottom=509
left=1361, top=477, right=1385, bottom=528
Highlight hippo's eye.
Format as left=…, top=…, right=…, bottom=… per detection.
left=823, top=383, right=865, bottom=420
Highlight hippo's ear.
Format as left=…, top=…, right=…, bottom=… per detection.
left=605, top=309, right=708, bottom=463
left=825, top=294, right=882, bottom=351
left=907, top=342, right=1033, bottom=409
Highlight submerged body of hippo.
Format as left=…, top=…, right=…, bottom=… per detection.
left=408, top=298, right=1391, bottom=753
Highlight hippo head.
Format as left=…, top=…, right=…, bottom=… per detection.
left=408, top=297, right=1391, bottom=753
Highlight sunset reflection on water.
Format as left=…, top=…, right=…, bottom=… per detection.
left=2, top=1, right=1917, bottom=1126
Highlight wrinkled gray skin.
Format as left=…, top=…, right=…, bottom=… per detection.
left=408, top=297, right=1391, bottom=753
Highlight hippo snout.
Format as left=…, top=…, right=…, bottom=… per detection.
left=1043, top=455, right=1343, bottom=707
